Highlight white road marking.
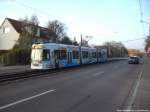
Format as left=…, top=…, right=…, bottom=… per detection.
left=116, top=109, right=149, bottom=112
left=93, top=71, right=105, bottom=76
left=0, top=89, right=55, bottom=110
left=126, top=65, right=144, bottom=110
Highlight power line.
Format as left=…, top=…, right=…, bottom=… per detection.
left=10, top=0, right=146, bottom=44
left=138, top=0, right=145, bottom=35
left=139, top=0, right=143, bottom=20
left=12, top=0, right=105, bottom=36
left=120, top=37, right=145, bottom=43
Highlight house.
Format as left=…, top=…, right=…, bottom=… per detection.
left=0, top=18, right=56, bottom=50
left=148, top=47, right=150, bottom=56
left=128, top=49, right=143, bottom=57
left=148, top=47, right=150, bottom=52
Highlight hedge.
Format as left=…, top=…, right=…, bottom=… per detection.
left=0, top=49, right=31, bottom=66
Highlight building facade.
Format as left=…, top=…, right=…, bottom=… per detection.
left=0, top=18, right=55, bottom=50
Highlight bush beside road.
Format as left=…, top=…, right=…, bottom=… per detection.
left=0, top=49, right=30, bottom=66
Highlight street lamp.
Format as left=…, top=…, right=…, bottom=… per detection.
left=140, top=20, right=150, bottom=36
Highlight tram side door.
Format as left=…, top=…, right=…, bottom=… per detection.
left=54, top=50, right=60, bottom=68
left=67, top=52, right=72, bottom=64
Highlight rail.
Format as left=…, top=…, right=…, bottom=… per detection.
left=0, top=57, right=127, bottom=83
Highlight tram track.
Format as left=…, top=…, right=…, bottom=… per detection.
left=0, top=58, right=127, bottom=83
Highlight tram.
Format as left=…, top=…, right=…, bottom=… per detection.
left=31, top=43, right=107, bottom=70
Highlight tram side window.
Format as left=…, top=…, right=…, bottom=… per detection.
left=43, top=49, right=50, bottom=61
left=88, top=52, right=92, bottom=58
left=54, top=50, right=60, bottom=59
left=99, top=52, right=102, bottom=58
left=82, top=51, right=88, bottom=59
left=92, top=52, right=97, bottom=58
left=60, top=50, right=66, bottom=59
left=86, top=52, right=88, bottom=58
left=73, top=51, right=79, bottom=59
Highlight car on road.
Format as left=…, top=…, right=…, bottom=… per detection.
left=128, top=56, right=139, bottom=64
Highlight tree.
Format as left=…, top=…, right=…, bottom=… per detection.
left=30, top=14, right=39, bottom=25
left=103, top=41, right=128, bottom=57
left=61, top=36, right=72, bottom=45
left=46, top=20, right=66, bottom=43
left=145, top=36, right=150, bottom=52
left=82, top=39, right=89, bottom=47
left=72, top=37, right=79, bottom=46
left=14, top=14, right=39, bottom=50
left=79, top=38, right=89, bottom=47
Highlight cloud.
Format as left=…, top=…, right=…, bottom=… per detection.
left=0, top=0, right=15, bottom=4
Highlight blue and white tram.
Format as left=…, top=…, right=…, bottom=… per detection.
left=31, top=43, right=107, bottom=70
left=81, top=47, right=97, bottom=64
left=100, top=48, right=107, bottom=62
left=31, top=43, right=80, bottom=69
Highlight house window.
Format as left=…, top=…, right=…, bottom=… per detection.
left=3, top=26, right=10, bottom=34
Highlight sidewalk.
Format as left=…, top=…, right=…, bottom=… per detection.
left=107, top=57, right=128, bottom=61
left=133, top=57, right=150, bottom=110
left=0, top=57, right=127, bottom=75
left=0, top=65, right=30, bottom=75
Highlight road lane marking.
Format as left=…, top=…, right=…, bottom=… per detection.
left=118, top=64, right=145, bottom=111
left=0, top=89, right=55, bottom=110
left=116, top=109, right=149, bottom=112
left=126, top=65, right=144, bottom=110
left=93, top=71, right=105, bottom=76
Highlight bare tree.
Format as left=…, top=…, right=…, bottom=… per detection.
left=103, top=41, right=128, bottom=57
left=80, top=38, right=89, bottom=47
left=46, top=20, right=67, bottom=42
left=30, top=14, right=39, bottom=25
left=145, top=36, right=150, bottom=52
left=14, top=14, right=39, bottom=50
left=61, top=36, right=72, bottom=45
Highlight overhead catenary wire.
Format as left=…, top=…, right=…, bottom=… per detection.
left=138, top=0, right=145, bottom=35
left=120, top=37, right=145, bottom=43
left=114, top=0, right=146, bottom=44
left=139, top=0, right=143, bottom=20
left=11, top=0, right=105, bottom=36
left=9, top=0, right=146, bottom=44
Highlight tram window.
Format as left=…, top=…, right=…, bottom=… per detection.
left=88, top=52, right=92, bottom=58
left=43, top=49, right=50, bottom=61
left=60, top=50, right=66, bottom=59
left=92, top=52, right=96, bottom=58
left=54, top=50, right=60, bottom=59
left=73, top=51, right=79, bottom=59
left=86, top=52, right=88, bottom=58
left=82, top=51, right=88, bottom=59
left=82, top=51, right=85, bottom=58
left=99, top=52, right=102, bottom=58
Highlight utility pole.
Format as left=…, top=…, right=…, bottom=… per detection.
left=140, top=20, right=150, bottom=36
left=146, top=22, right=150, bottom=36
left=80, top=34, right=82, bottom=65
left=81, top=34, right=83, bottom=46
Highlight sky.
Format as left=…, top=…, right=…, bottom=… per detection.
left=0, top=0, right=150, bottom=50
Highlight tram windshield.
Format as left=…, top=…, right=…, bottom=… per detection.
left=31, top=49, right=42, bottom=61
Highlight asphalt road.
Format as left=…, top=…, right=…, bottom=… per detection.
left=0, top=58, right=149, bottom=112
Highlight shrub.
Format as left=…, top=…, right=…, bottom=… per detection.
left=0, top=50, right=8, bottom=56
left=0, top=49, right=31, bottom=66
